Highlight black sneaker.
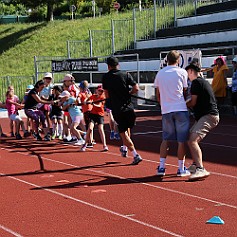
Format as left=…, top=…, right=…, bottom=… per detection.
left=131, top=154, right=142, bottom=165
left=86, top=143, right=93, bottom=148
left=44, top=134, right=51, bottom=141
left=23, top=131, right=31, bottom=138
left=11, top=132, right=15, bottom=137
left=16, top=134, right=22, bottom=140
left=36, top=134, right=42, bottom=141
left=1, top=133, right=7, bottom=137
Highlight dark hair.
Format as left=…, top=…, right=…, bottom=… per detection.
left=106, top=56, right=119, bottom=67
left=34, top=80, right=44, bottom=89
left=53, top=85, right=63, bottom=93
left=185, top=62, right=201, bottom=72
left=167, top=50, right=180, bottom=64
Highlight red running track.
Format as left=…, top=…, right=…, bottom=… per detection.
left=0, top=111, right=236, bottom=237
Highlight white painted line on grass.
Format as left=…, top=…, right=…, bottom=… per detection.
left=0, top=224, right=23, bottom=237
left=0, top=173, right=183, bottom=237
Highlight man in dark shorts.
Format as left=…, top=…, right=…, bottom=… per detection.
left=185, top=62, right=219, bottom=181
left=102, top=56, right=142, bottom=165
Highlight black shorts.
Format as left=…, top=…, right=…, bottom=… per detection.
left=89, top=113, right=104, bottom=125
left=113, top=110, right=136, bottom=133
left=231, top=92, right=237, bottom=106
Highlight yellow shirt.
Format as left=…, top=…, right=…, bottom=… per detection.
left=212, top=64, right=229, bottom=97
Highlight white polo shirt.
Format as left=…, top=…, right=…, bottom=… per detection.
left=154, top=65, right=188, bottom=114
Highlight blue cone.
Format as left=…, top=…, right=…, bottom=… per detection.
left=206, top=216, right=225, bottom=225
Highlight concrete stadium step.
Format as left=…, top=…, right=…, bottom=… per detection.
left=196, top=0, right=237, bottom=16
left=156, top=19, right=237, bottom=38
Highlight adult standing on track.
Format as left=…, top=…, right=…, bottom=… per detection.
left=154, top=50, right=190, bottom=177
left=185, top=62, right=219, bottom=181
left=102, top=56, right=142, bottom=165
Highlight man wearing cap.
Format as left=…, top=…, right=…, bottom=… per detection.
left=231, top=57, right=237, bottom=115
left=185, top=61, right=219, bottom=180
left=102, top=56, right=142, bottom=165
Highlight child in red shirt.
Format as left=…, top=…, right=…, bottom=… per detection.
left=81, top=85, right=108, bottom=151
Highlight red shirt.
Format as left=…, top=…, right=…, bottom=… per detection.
left=79, top=91, right=93, bottom=113
left=90, top=94, right=105, bottom=116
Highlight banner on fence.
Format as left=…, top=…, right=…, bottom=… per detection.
left=52, top=57, right=98, bottom=72
left=160, top=49, right=202, bottom=69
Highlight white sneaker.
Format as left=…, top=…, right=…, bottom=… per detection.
left=74, top=139, right=85, bottom=146
left=189, top=168, right=210, bottom=181
left=177, top=167, right=191, bottom=177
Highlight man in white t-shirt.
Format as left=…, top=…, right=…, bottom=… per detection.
left=154, top=50, right=190, bottom=177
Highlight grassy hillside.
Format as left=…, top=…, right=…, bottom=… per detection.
left=0, top=12, right=133, bottom=78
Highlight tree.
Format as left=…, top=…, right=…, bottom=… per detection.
left=10, top=0, right=65, bottom=21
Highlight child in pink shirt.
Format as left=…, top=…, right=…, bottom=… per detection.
left=6, top=90, right=30, bottom=139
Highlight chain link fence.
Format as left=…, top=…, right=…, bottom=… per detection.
left=0, top=76, right=35, bottom=102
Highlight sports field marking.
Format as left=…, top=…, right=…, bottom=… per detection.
left=133, top=131, right=162, bottom=135
left=0, top=224, right=23, bottom=237
left=0, top=173, right=183, bottom=237
left=201, top=142, right=237, bottom=149
left=8, top=151, right=235, bottom=210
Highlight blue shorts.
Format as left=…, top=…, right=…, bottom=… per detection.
left=162, top=111, right=189, bottom=142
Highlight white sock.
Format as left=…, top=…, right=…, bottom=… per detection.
left=132, top=149, right=138, bottom=157
left=122, top=145, right=127, bottom=151
left=178, top=160, right=185, bottom=171
left=58, top=124, right=63, bottom=136
left=159, top=158, right=166, bottom=169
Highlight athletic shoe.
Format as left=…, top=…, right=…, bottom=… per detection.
left=10, top=132, right=15, bottom=137
left=23, top=131, right=31, bottom=138
left=86, top=143, right=93, bottom=148
left=110, top=131, right=115, bottom=140
left=67, top=138, right=78, bottom=143
left=114, top=133, right=120, bottom=140
left=44, top=134, right=51, bottom=141
left=36, top=134, right=42, bottom=141
left=74, top=139, right=85, bottom=146
left=58, top=135, right=63, bottom=140
left=189, top=168, right=210, bottom=181
left=51, top=133, right=56, bottom=140
left=16, top=134, right=22, bottom=140
left=177, top=167, right=191, bottom=177
left=1, top=133, right=7, bottom=137
left=187, top=163, right=196, bottom=174
left=131, top=154, right=142, bottom=165
left=120, top=146, right=128, bottom=157
left=81, top=144, right=86, bottom=152
left=32, top=132, right=37, bottom=138
left=157, top=166, right=166, bottom=176
left=102, top=146, right=109, bottom=152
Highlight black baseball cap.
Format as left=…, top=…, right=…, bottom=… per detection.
left=185, top=62, right=201, bottom=72
left=106, top=56, right=119, bottom=66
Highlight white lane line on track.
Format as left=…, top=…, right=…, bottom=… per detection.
left=0, top=224, right=23, bottom=237
left=6, top=150, right=236, bottom=210
left=13, top=148, right=237, bottom=180
left=133, top=131, right=162, bottom=135
left=1, top=147, right=237, bottom=207
left=0, top=173, right=183, bottom=237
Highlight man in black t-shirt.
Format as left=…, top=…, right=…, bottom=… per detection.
left=185, top=62, right=219, bottom=181
left=102, top=56, right=142, bottom=165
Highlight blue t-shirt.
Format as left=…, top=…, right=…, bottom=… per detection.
left=63, top=97, right=82, bottom=118
left=232, top=70, right=237, bottom=93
